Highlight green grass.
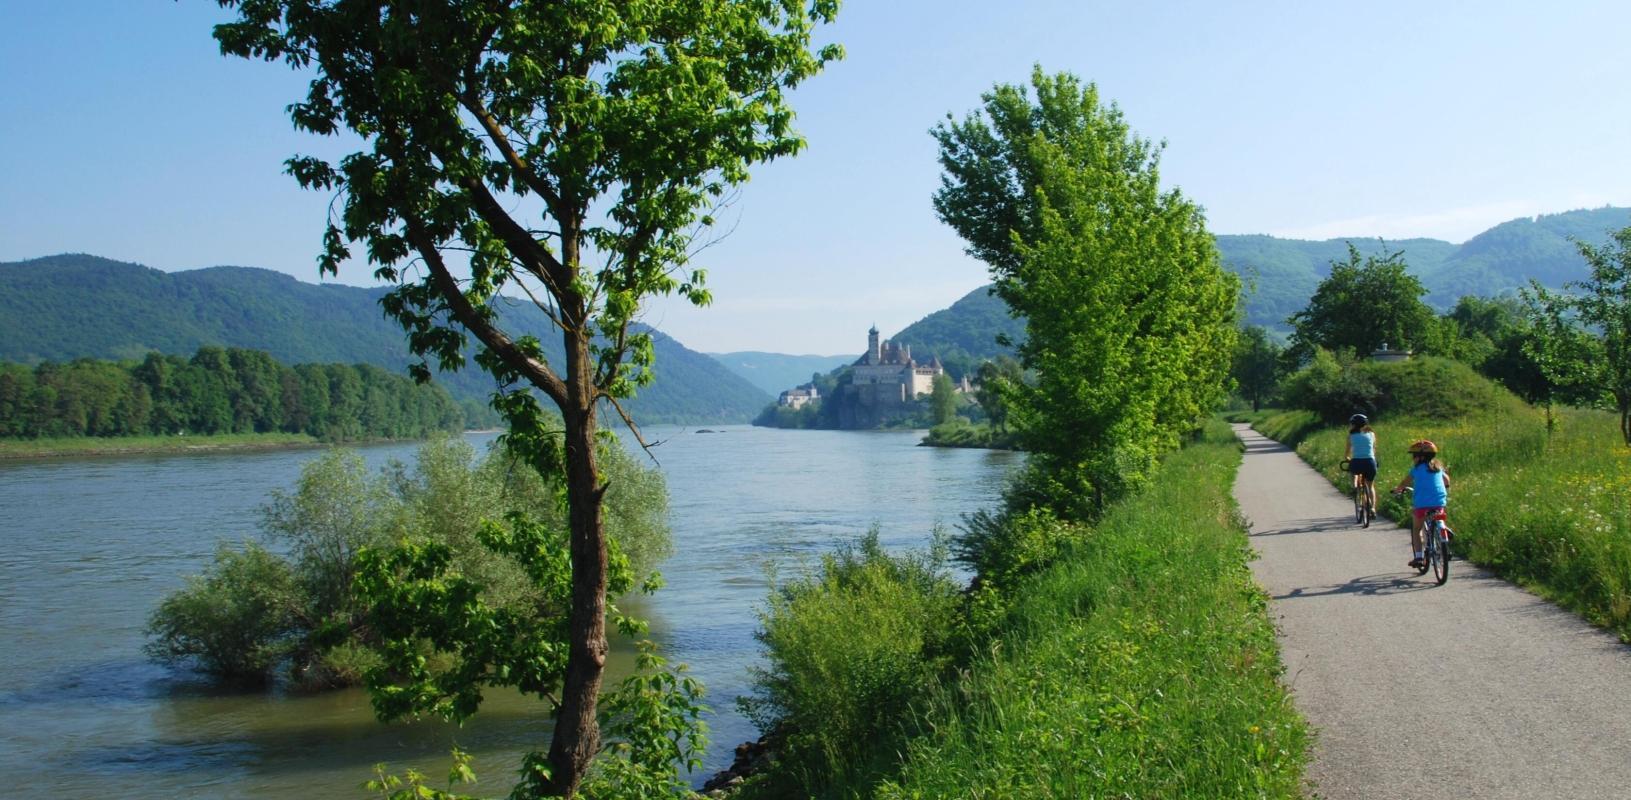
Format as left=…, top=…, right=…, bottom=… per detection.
left=1256, top=406, right=1631, bottom=638
left=0, top=432, right=321, bottom=459
left=746, top=421, right=1304, bottom=796
left=866, top=421, right=1308, bottom=798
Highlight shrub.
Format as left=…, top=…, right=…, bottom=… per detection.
left=740, top=530, right=961, bottom=797
left=1281, top=352, right=1518, bottom=424
left=144, top=541, right=301, bottom=683
left=954, top=505, right=1086, bottom=594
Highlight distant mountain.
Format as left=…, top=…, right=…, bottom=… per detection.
left=1217, top=206, right=1631, bottom=329
left=0, top=254, right=770, bottom=424
left=707, top=351, right=853, bottom=395
left=867, top=206, right=1631, bottom=368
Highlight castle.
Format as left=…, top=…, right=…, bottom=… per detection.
left=850, top=325, right=943, bottom=400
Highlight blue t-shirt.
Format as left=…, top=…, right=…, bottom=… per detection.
left=1410, top=462, right=1448, bottom=508
left=1349, top=431, right=1375, bottom=460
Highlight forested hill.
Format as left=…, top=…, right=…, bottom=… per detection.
left=0, top=254, right=770, bottom=424
left=888, top=285, right=1024, bottom=379
left=1219, top=205, right=1631, bottom=329
left=883, top=206, right=1631, bottom=365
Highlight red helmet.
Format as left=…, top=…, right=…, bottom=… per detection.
left=1408, top=439, right=1438, bottom=456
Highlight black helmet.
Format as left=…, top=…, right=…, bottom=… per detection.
left=1350, top=413, right=1368, bottom=425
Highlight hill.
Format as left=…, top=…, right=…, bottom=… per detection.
left=1217, top=206, right=1631, bottom=329
left=707, top=351, right=853, bottom=395
left=888, top=285, right=1025, bottom=379
left=0, top=254, right=770, bottom=424
left=858, top=207, right=1631, bottom=372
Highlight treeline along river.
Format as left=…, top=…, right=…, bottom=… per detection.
left=0, top=425, right=1019, bottom=798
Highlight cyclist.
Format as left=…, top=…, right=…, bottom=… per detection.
left=1391, top=439, right=1451, bottom=570
left=1344, top=413, right=1378, bottom=520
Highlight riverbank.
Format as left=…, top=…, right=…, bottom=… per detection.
left=731, top=420, right=1308, bottom=797
left=918, top=420, right=1019, bottom=450
left=0, top=432, right=324, bottom=459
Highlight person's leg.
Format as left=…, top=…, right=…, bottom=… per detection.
left=1409, top=511, right=1425, bottom=560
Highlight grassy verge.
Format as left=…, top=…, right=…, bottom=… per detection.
left=0, top=432, right=321, bottom=459
left=740, top=420, right=1308, bottom=797
left=1255, top=407, right=1631, bottom=639
left=919, top=420, right=1020, bottom=450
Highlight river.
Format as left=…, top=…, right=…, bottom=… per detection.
left=0, top=425, right=1019, bottom=798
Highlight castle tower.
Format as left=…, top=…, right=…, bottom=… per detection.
left=868, top=325, right=881, bottom=364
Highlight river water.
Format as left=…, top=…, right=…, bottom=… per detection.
left=0, top=425, right=1019, bottom=798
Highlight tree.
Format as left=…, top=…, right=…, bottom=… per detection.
left=212, top=2, right=839, bottom=794
left=1520, top=282, right=1603, bottom=433
left=933, top=67, right=1239, bottom=518
left=1232, top=325, right=1282, bottom=412
left=929, top=373, right=958, bottom=425
left=1564, top=226, right=1631, bottom=444
left=1286, top=243, right=1435, bottom=360
left=974, top=355, right=1022, bottom=432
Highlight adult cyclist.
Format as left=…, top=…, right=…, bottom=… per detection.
left=1344, top=413, right=1378, bottom=521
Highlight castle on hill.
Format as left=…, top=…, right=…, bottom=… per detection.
left=851, top=325, right=943, bottom=400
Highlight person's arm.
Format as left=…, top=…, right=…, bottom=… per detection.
left=1345, top=436, right=1353, bottom=459
left=1393, top=470, right=1414, bottom=494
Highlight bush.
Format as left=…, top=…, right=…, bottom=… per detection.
left=1281, top=352, right=1518, bottom=424
left=144, top=542, right=301, bottom=683
left=739, top=530, right=961, bottom=798
left=146, top=434, right=672, bottom=687
left=954, top=506, right=1085, bottom=595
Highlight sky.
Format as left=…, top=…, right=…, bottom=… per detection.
left=4, top=1, right=1631, bottom=356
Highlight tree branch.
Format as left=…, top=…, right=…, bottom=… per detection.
left=405, top=222, right=572, bottom=408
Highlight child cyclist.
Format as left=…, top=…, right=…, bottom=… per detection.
left=1344, top=413, right=1378, bottom=518
left=1391, top=439, right=1451, bottom=570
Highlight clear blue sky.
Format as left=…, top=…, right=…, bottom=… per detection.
left=4, top=1, right=1630, bottom=355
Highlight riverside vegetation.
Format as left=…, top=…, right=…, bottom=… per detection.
left=0, top=347, right=464, bottom=450
left=146, top=435, right=670, bottom=689
left=734, top=421, right=1308, bottom=797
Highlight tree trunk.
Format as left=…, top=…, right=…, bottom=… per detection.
left=545, top=332, right=610, bottom=797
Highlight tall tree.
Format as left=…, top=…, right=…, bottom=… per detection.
left=211, top=2, right=839, bottom=794
left=1286, top=244, right=1435, bottom=360
left=930, top=372, right=957, bottom=425
left=1232, top=325, right=1282, bottom=412
left=974, top=355, right=1022, bottom=432
left=934, top=67, right=1238, bottom=517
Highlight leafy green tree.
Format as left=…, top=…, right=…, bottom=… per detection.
left=933, top=67, right=1239, bottom=517
left=1286, top=244, right=1435, bottom=360
left=974, top=355, right=1022, bottom=432
left=213, top=3, right=837, bottom=790
left=145, top=541, right=302, bottom=683
left=1522, top=283, right=1606, bottom=433
left=1556, top=226, right=1631, bottom=443
left=1232, top=325, right=1282, bottom=412
left=930, top=373, right=958, bottom=425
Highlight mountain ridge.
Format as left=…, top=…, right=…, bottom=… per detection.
left=0, top=254, right=770, bottom=424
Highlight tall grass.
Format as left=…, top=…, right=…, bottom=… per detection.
left=871, top=422, right=1308, bottom=798
left=1259, top=406, right=1631, bottom=638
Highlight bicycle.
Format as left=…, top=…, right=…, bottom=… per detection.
left=1340, top=459, right=1375, bottom=527
left=1394, top=487, right=1451, bottom=585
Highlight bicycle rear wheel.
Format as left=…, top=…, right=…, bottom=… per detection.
left=1432, top=524, right=1450, bottom=585
left=1354, top=487, right=1365, bottom=525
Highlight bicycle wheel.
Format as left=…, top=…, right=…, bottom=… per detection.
left=1432, top=524, right=1450, bottom=585
left=1354, top=487, right=1365, bottom=525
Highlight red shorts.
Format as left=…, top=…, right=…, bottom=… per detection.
left=1413, top=506, right=1446, bottom=522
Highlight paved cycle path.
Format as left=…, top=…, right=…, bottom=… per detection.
left=1232, top=424, right=1631, bottom=799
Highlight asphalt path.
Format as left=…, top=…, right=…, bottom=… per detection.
left=1232, top=423, right=1631, bottom=799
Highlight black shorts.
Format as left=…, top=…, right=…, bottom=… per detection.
left=1347, top=457, right=1377, bottom=481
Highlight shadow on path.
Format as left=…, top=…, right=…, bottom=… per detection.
left=1249, top=516, right=1363, bottom=537
left=1275, top=573, right=1437, bottom=600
